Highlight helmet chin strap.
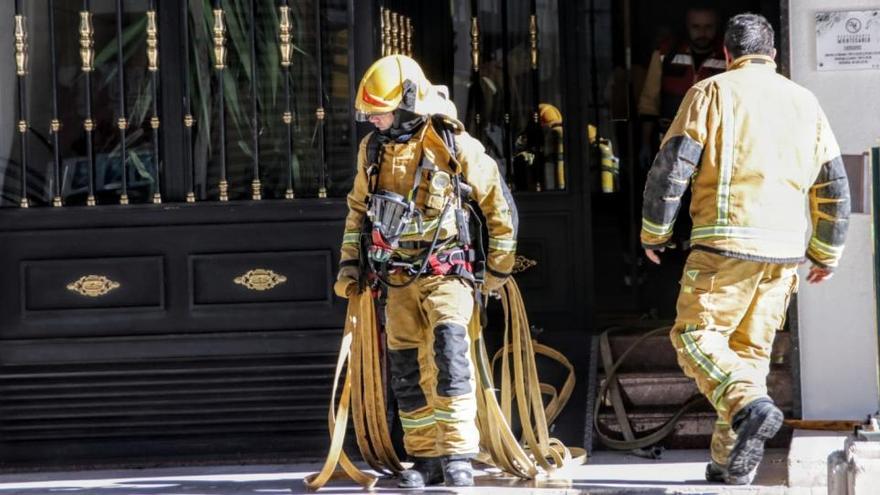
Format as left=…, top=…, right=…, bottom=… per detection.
left=378, top=108, right=426, bottom=143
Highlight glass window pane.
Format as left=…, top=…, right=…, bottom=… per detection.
left=0, top=0, right=156, bottom=207
left=187, top=0, right=352, bottom=201
left=451, top=0, right=564, bottom=192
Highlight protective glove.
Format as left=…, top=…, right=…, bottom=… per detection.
left=481, top=272, right=509, bottom=295
left=333, top=265, right=360, bottom=298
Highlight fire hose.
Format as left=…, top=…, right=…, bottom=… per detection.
left=304, top=278, right=584, bottom=490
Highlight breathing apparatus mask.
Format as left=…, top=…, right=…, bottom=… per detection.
left=366, top=190, right=422, bottom=263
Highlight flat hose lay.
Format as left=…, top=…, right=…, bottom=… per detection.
left=474, top=279, right=587, bottom=477
left=303, top=292, right=399, bottom=490
left=305, top=279, right=584, bottom=490
left=593, top=325, right=705, bottom=457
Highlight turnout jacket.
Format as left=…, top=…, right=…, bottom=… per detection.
left=340, top=117, right=518, bottom=277
left=641, top=55, right=850, bottom=268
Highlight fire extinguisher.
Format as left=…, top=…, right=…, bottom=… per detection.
left=589, top=125, right=619, bottom=193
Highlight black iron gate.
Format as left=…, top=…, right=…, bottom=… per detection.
left=0, top=0, right=594, bottom=468
left=0, top=0, right=364, bottom=468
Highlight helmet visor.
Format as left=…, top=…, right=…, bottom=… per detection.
left=355, top=110, right=394, bottom=123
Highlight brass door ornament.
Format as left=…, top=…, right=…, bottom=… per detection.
left=234, top=269, right=288, bottom=291
left=67, top=275, right=121, bottom=297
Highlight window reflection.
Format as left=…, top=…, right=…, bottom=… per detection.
left=188, top=0, right=352, bottom=201
left=0, top=0, right=354, bottom=206
left=0, top=0, right=155, bottom=206
left=451, top=0, right=564, bottom=193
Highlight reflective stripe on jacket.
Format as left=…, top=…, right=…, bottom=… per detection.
left=641, top=55, right=850, bottom=268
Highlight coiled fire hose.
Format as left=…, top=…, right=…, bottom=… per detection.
left=593, top=325, right=705, bottom=458
left=304, top=278, right=584, bottom=490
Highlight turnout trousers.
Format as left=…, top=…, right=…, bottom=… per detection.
left=669, top=249, right=798, bottom=466
left=385, top=274, right=479, bottom=458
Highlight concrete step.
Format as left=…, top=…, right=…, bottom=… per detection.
left=602, top=329, right=792, bottom=372
left=598, top=369, right=793, bottom=409
left=595, top=409, right=794, bottom=450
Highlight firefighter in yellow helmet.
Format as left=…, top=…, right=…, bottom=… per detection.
left=538, top=103, right=565, bottom=190
left=538, top=103, right=562, bottom=127
left=335, top=55, right=518, bottom=488
left=641, top=14, right=849, bottom=485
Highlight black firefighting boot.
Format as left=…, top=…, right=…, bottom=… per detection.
left=705, top=461, right=727, bottom=483
left=398, top=457, right=443, bottom=489
left=726, top=398, right=783, bottom=485
left=442, top=456, right=475, bottom=487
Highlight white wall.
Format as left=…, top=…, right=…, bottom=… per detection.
left=790, top=1, right=880, bottom=419
left=797, top=215, right=879, bottom=419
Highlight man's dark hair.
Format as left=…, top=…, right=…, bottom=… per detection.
left=686, top=1, right=719, bottom=16
left=724, top=13, right=775, bottom=59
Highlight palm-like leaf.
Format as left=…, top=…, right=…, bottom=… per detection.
left=90, top=0, right=317, bottom=200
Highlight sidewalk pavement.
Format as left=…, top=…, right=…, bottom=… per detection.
left=0, top=449, right=788, bottom=495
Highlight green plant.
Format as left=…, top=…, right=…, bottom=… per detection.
left=190, top=0, right=318, bottom=199
left=93, top=0, right=318, bottom=200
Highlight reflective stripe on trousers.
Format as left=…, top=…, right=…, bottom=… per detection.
left=669, top=249, right=798, bottom=465
left=386, top=274, right=479, bottom=457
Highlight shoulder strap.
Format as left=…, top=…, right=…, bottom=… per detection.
left=366, top=132, right=383, bottom=194
left=431, top=115, right=462, bottom=172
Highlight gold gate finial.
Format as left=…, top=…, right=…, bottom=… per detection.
left=219, top=179, right=229, bottom=201
left=67, top=275, right=121, bottom=297
left=14, top=15, right=28, bottom=76
left=405, top=17, right=413, bottom=56
left=470, top=17, right=480, bottom=71
left=382, top=8, right=391, bottom=56
left=529, top=14, right=538, bottom=70
left=146, top=11, right=159, bottom=72
left=79, top=11, right=95, bottom=72
left=279, top=5, right=292, bottom=67
left=213, top=9, right=227, bottom=69
left=391, top=12, right=400, bottom=54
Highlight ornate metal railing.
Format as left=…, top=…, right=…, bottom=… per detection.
left=2, top=0, right=352, bottom=208
left=380, top=6, right=413, bottom=57
left=462, top=0, right=564, bottom=192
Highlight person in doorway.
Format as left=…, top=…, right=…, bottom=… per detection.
left=638, top=3, right=727, bottom=250
left=639, top=2, right=726, bottom=154
left=334, top=55, right=517, bottom=488
left=641, top=13, right=850, bottom=485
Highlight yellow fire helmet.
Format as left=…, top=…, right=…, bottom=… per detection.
left=538, top=103, right=563, bottom=127
left=355, top=54, right=457, bottom=121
